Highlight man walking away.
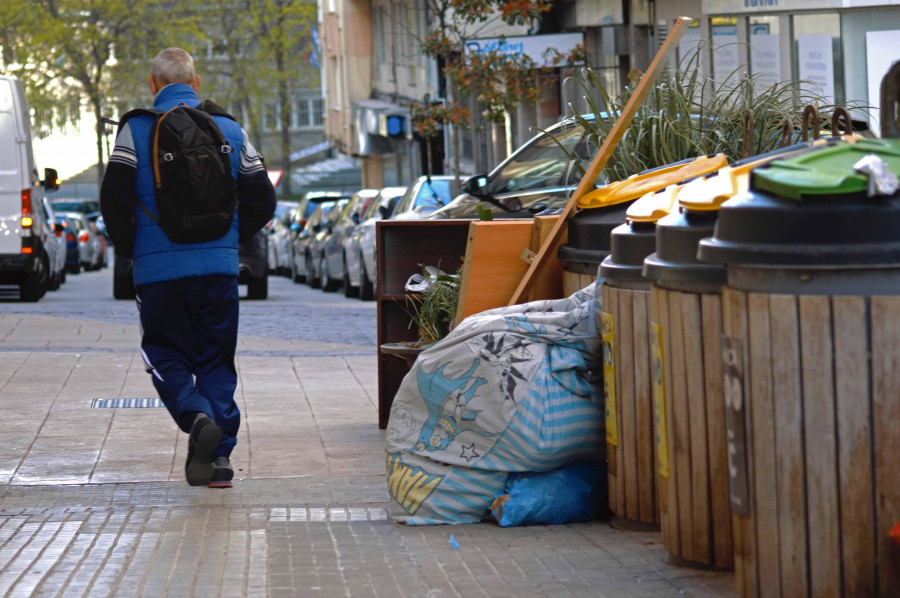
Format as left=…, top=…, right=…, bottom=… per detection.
left=100, top=48, right=277, bottom=488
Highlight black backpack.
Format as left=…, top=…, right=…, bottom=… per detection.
left=120, top=100, right=237, bottom=244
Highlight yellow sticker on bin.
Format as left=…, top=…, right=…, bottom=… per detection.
left=577, top=153, right=729, bottom=209
left=651, top=323, right=669, bottom=479
left=601, top=311, right=618, bottom=447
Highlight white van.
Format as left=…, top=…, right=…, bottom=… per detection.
left=0, top=75, right=59, bottom=301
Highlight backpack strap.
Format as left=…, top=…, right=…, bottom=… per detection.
left=195, top=100, right=237, bottom=122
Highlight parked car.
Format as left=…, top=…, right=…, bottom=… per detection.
left=391, top=175, right=456, bottom=220
left=48, top=197, right=100, bottom=220
left=57, top=215, right=81, bottom=275
left=238, top=229, right=269, bottom=300
left=322, top=189, right=380, bottom=296
left=428, top=115, right=600, bottom=220
left=293, top=190, right=355, bottom=230
left=292, top=200, right=338, bottom=289
left=266, top=200, right=299, bottom=276
left=307, top=198, right=349, bottom=292
left=0, top=75, right=60, bottom=301
left=355, top=186, right=406, bottom=300
left=40, top=197, right=67, bottom=290
left=59, top=211, right=102, bottom=271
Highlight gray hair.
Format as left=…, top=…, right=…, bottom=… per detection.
left=151, top=48, right=195, bottom=86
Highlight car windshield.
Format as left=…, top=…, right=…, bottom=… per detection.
left=413, top=179, right=452, bottom=209
left=484, top=122, right=588, bottom=195
left=50, top=199, right=100, bottom=214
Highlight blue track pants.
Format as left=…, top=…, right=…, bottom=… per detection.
left=136, top=275, right=239, bottom=457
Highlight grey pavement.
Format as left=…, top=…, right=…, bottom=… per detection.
left=0, top=262, right=737, bottom=597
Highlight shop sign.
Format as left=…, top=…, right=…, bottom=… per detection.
left=465, top=32, right=584, bottom=67
left=702, top=0, right=885, bottom=12
left=798, top=34, right=835, bottom=104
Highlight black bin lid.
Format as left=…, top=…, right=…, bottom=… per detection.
left=699, top=139, right=900, bottom=267
left=557, top=201, right=632, bottom=264
left=599, top=221, right=656, bottom=284
left=643, top=209, right=726, bottom=291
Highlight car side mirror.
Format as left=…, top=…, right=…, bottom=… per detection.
left=42, top=168, right=60, bottom=191
left=54, top=223, right=65, bottom=234
left=463, top=174, right=487, bottom=194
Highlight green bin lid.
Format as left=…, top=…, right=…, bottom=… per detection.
left=751, top=139, right=900, bottom=201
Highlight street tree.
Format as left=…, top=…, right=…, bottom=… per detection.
left=244, top=0, right=319, bottom=197
left=0, top=0, right=195, bottom=180
left=410, top=0, right=563, bottom=183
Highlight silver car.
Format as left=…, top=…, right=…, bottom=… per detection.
left=59, top=211, right=102, bottom=271
left=353, top=186, right=406, bottom=300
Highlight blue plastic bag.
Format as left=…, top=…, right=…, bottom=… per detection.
left=490, top=460, right=607, bottom=527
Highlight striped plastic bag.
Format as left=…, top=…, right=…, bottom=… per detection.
left=385, top=285, right=605, bottom=525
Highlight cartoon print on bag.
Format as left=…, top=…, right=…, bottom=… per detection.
left=469, top=331, right=535, bottom=404
left=410, top=359, right=489, bottom=454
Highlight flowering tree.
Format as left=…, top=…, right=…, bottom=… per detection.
left=411, top=0, right=575, bottom=180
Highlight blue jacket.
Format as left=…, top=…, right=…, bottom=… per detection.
left=128, top=84, right=243, bottom=285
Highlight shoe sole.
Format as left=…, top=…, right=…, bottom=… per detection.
left=208, top=480, right=233, bottom=489
left=186, top=421, right=223, bottom=486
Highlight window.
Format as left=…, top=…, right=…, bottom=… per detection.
left=311, top=98, right=324, bottom=125
left=373, top=6, right=385, bottom=66
left=296, top=99, right=310, bottom=127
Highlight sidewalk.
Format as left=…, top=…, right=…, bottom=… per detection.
left=0, top=310, right=737, bottom=597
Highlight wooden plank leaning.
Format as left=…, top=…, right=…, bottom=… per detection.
left=507, top=15, right=693, bottom=306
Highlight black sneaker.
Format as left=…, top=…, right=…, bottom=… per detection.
left=209, top=456, right=234, bottom=489
left=185, top=414, right=222, bottom=486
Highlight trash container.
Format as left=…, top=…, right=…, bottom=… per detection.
left=567, top=155, right=729, bottom=297
left=697, top=138, right=900, bottom=598
left=641, top=141, right=832, bottom=570
left=597, top=188, right=681, bottom=529
left=642, top=206, right=732, bottom=568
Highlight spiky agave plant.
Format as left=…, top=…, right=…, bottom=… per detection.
left=557, top=47, right=867, bottom=184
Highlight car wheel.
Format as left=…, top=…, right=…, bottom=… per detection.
left=60, top=267, right=66, bottom=285
left=359, top=253, right=374, bottom=301
left=343, top=255, right=358, bottom=298
left=246, top=275, right=268, bottom=300
left=113, top=269, right=136, bottom=300
left=306, top=254, right=320, bottom=289
left=48, top=264, right=60, bottom=291
left=321, top=256, right=338, bottom=292
left=20, top=254, right=48, bottom=302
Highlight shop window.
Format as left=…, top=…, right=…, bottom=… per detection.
left=749, top=16, right=781, bottom=90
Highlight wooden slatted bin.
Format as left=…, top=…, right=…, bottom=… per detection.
left=643, top=209, right=733, bottom=569
left=697, top=138, right=900, bottom=597
left=599, top=220, right=659, bottom=528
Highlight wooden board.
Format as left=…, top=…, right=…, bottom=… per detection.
left=530, top=215, right=567, bottom=301
left=722, top=286, right=756, bottom=598
left=681, top=292, right=710, bottom=565
left=455, top=220, right=534, bottom=323
left=633, top=290, right=656, bottom=523
left=871, top=296, right=900, bottom=598
left=667, top=289, right=693, bottom=559
left=798, top=296, right=841, bottom=598
left=768, top=294, right=808, bottom=598
left=746, top=293, right=780, bottom=594
left=455, top=217, right=568, bottom=322
left=701, top=293, right=733, bottom=570
left=832, top=296, right=875, bottom=597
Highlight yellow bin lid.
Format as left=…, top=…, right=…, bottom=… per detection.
left=578, top=153, right=729, bottom=209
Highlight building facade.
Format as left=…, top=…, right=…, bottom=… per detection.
left=320, top=0, right=900, bottom=190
